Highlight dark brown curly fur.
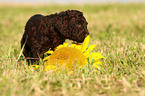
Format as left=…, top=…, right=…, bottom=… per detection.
left=21, top=10, right=89, bottom=63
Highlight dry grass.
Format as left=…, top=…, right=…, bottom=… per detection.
left=0, top=3, right=145, bottom=96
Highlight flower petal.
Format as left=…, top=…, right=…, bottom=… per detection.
left=70, top=44, right=76, bottom=48
left=82, top=35, right=90, bottom=52
left=84, top=45, right=96, bottom=57
left=63, top=42, right=69, bottom=47
left=43, top=56, right=50, bottom=61
left=25, top=65, right=40, bottom=72
left=94, top=64, right=101, bottom=69
left=68, top=71, right=73, bottom=74
left=75, top=45, right=82, bottom=50
left=93, top=60, right=103, bottom=69
left=55, top=45, right=63, bottom=50
left=29, top=65, right=40, bottom=69
left=44, top=65, right=57, bottom=71
left=91, top=52, right=105, bottom=61
left=45, top=50, right=54, bottom=54
left=94, top=60, right=103, bottom=66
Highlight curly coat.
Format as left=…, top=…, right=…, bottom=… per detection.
left=21, top=10, right=89, bottom=63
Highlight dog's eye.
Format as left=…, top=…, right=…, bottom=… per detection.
left=76, top=24, right=80, bottom=26
left=76, top=24, right=81, bottom=27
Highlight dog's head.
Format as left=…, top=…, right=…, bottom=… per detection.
left=55, top=10, right=89, bottom=43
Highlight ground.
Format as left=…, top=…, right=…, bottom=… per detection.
left=0, top=3, right=145, bottom=96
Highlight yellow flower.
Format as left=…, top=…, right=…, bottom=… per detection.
left=25, top=65, right=39, bottom=72
left=43, top=35, right=104, bottom=72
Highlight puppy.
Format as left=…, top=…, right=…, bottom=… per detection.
left=21, top=10, right=89, bottom=63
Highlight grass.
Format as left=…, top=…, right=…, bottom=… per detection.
left=0, top=3, right=145, bottom=96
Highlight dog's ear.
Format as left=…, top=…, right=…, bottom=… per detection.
left=54, top=15, right=69, bottom=38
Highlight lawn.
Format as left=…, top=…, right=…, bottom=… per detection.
left=0, top=3, right=145, bottom=96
